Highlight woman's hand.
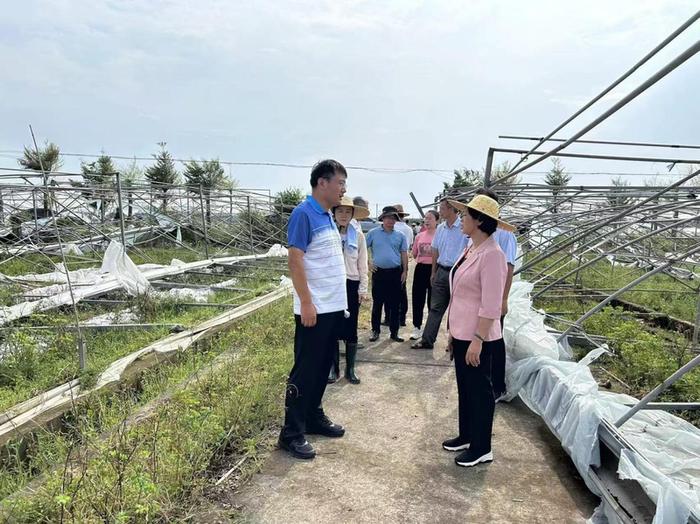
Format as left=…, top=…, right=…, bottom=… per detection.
left=359, top=293, right=369, bottom=304
left=369, top=262, right=377, bottom=273
left=466, top=338, right=482, bottom=367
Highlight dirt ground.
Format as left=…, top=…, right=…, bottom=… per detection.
left=227, top=295, right=599, bottom=523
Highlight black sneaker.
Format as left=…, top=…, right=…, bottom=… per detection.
left=455, top=449, right=493, bottom=467
left=390, top=334, right=405, bottom=342
left=306, top=415, right=345, bottom=438
left=369, top=331, right=380, bottom=342
left=278, top=437, right=316, bottom=460
left=442, top=436, right=470, bottom=452
left=411, top=339, right=433, bottom=350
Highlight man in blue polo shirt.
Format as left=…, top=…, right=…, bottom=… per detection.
left=366, top=206, right=408, bottom=342
left=412, top=198, right=467, bottom=350
left=279, top=159, right=348, bottom=460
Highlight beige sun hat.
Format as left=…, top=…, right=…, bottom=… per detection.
left=447, top=194, right=516, bottom=232
left=391, top=203, right=410, bottom=217
left=335, top=196, right=370, bottom=220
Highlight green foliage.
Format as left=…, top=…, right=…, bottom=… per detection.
left=0, top=300, right=294, bottom=521
left=80, top=155, right=115, bottom=187
left=274, top=187, right=304, bottom=212
left=145, top=146, right=179, bottom=211
left=544, top=159, right=571, bottom=213
left=17, top=142, right=62, bottom=172
left=0, top=333, right=40, bottom=388
left=607, top=176, right=634, bottom=208
left=440, top=168, right=483, bottom=199
left=183, top=158, right=232, bottom=192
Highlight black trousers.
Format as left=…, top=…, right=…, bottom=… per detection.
left=342, top=279, right=360, bottom=343
left=371, top=267, right=402, bottom=335
left=383, top=283, right=407, bottom=325
left=491, top=316, right=507, bottom=397
left=452, top=338, right=496, bottom=455
left=281, top=311, right=344, bottom=442
left=411, top=263, right=432, bottom=329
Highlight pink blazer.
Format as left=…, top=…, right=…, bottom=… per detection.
left=447, top=235, right=507, bottom=342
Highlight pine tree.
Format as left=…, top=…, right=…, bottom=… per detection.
left=184, top=159, right=232, bottom=223
left=80, top=155, right=116, bottom=222
left=544, top=158, right=571, bottom=212
left=145, top=145, right=179, bottom=211
left=18, top=141, right=63, bottom=211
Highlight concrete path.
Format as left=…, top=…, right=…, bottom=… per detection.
left=233, top=326, right=598, bottom=523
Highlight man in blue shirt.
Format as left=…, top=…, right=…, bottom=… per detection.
left=280, top=159, right=348, bottom=460
left=366, top=206, right=408, bottom=342
left=412, top=198, right=466, bottom=350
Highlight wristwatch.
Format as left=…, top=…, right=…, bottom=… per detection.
left=474, top=333, right=486, bottom=342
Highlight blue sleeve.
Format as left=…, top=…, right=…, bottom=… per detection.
left=287, top=209, right=311, bottom=252
left=499, top=231, right=517, bottom=265
left=400, top=234, right=408, bottom=252
left=365, top=229, right=374, bottom=249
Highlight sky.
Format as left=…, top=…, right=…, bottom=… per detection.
left=0, top=0, right=699, bottom=214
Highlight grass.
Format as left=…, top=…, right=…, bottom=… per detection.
left=524, top=254, right=698, bottom=323
left=0, top=267, right=279, bottom=413
left=0, top=298, right=294, bottom=519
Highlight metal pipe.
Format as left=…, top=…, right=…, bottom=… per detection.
left=497, top=38, right=700, bottom=183
left=615, top=352, right=700, bottom=427
left=29, top=125, right=87, bottom=370
left=409, top=191, right=425, bottom=218
left=115, top=171, right=127, bottom=248
left=517, top=166, right=700, bottom=275
left=558, top=242, right=700, bottom=341
left=499, top=134, right=700, bottom=151
left=505, top=10, right=700, bottom=174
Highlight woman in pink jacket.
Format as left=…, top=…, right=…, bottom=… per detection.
left=441, top=194, right=515, bottom=468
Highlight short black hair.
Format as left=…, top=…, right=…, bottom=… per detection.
left=475, top=187, right=499, bottom=204
left=353, top=196, right=368, bottom=207
left=426, top=209, right=439, bottom=220
left=467, top=206, right=497, bottom=235
left=310, top=159, right=347, bottom=187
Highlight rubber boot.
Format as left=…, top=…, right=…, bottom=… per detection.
left=328, top=344, right=340, bottom=384
left=345, top=342, right=360, bottom=384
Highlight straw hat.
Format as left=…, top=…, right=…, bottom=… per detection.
left=334, top=196, right=370, bottom=220
left=377, top=205, right=402, bottom=221
left=391, top=204, right=410, bottom=217
left=447, top=195, right=516, bottom=232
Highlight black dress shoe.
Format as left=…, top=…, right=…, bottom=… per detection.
left=369, top=331, right=380, bottom=342
left=306, top=415, right=345, bottom=438
left=278, top=437, right=316, bottom=460
left=390, top=334, right=405, bottom=342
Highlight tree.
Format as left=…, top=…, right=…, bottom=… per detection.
left=184, top=159, right=233, bottom=223
left=145, top=145, right=179, bottom=211
left=80, top=155, right=116, bottom=222
left=117, top=160, right=144, bottom=219
left=607, top=176, right=634, bottom=208
left=544, top=158, right=571, bottom=213
left=438, top=168, right=483, bottom=200
left=489, top=161, right=520, bottom=199
left=274, top=187, right=304, bottom=213
left=18, top=141, right=63, bottom=211
left=18, top=142, right=62, bottom=172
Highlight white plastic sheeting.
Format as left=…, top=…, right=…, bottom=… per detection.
left=504, top=280, right=700, bottom=524
left=100, top=240, right=151, bottom=295
left=503, top=281, right=559, bottom=361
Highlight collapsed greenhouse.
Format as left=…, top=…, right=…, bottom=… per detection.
left=0, top=11, right=698, bottom=524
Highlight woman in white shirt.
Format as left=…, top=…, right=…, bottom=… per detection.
left=328, top=196, right=370, bottom=384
